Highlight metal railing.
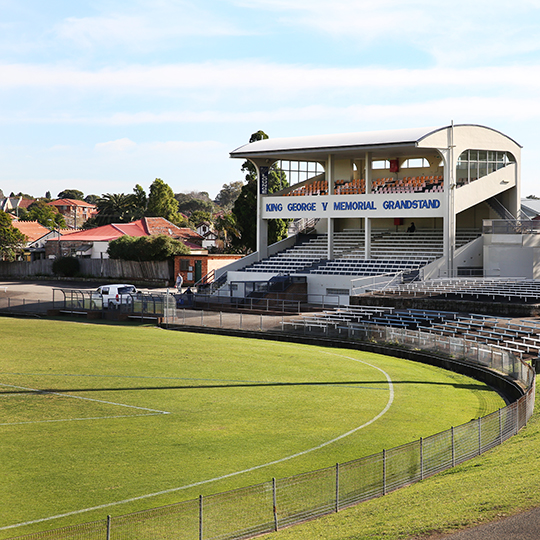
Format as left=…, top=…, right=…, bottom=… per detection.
left=6, top=318, right=535, bottom=540
left=483, top=219, right=540, bottom=234
left=51, top=289, right=177, bottom=319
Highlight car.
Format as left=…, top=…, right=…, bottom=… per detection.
left=93, top=284, right=138, bottom=309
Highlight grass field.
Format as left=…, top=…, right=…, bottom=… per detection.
left=0, top=318, right=505, bottom=538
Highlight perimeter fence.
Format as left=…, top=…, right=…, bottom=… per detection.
left=6, top=314, right=536, bottom=540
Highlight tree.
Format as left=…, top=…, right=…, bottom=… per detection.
left=147, top=178, right=182, bottom=224
left=175, top=191, right=215, bottom=215
left=215, top=212, right=240, bottom=251
left=57, top=189, right=84, bottom=201
left=131, top=184, right=148, bottom=220
left=0, top=210, right=26, bottom=261
left=190, top=210, right=213, bottom=227
left=23, top=201, right=66, bottom=229
left=45, top=191, right=51, bottom=200
left=231, top=131, right=290, bottom=253
left=91, top=193, right=135, bottom=226
left=10, top=191, right=33, bottom=199
left=214, top=181, right=244, bottom=210
left=84, top=194, right=100, bottom=204
left=107, top=234, right=189, bottom=261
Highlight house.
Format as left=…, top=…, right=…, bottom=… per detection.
left=0, top=197, right=35, bottom=216
left=10, top=221, right=61, bottom=260
left=196, top=221, right=220, bottom=249
left=47, top=198, right=98, bottom=228
left=45, top=217, right=205, bottom=259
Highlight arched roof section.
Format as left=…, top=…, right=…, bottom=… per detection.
left=230, top=124, right=522, bottom=162
left=417, top=124, right=522, bottom=151
left=230, top=126, right=443, bottom=161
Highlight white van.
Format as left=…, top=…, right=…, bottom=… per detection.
left=93, top=284, right=138, bottom=309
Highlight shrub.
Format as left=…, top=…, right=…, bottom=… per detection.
left=107, top=234, right=190, bottom=261
left=52, top=257, right=80, bottom=277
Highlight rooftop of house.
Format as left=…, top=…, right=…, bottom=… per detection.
left=47, top=217, right=204, bottom=250
left=48, top=198, right=97, bottom=209
left=11, top=220, right=51, bottom=243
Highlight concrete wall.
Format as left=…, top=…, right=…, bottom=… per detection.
left=484, top=233, right=540, bottom=279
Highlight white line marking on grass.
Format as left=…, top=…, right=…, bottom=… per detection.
left=1, top=349, right=393, bottom=532
left=0, top=382, right=171, bottom=415
left=0, top=413, right=166, bottom=427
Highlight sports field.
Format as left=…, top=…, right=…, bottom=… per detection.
left=0, top=318, right=505, bottom=538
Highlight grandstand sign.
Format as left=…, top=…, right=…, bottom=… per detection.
left=262, top=194, right=445, bottom=219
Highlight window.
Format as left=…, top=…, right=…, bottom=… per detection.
left=401, top=158, right=429, bottom=168
left=372, top=160, right=390, bottom=170
left=180, top=259, right=190, bottom=271
left=277, top=160, right=325, bottom=185
left=456, top=150, right=515, bottom=186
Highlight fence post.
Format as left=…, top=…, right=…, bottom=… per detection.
left=240, top=312, right=243, bottom=330
left=201, top=310, right=204, bottom=326
left=478, top=417, right=482, bottom=455
left=499, top=408, right=503, bottom=445
left=335, top=463, right=340, bottom=512
left=382, top=449, right=386, bottom=495
left=199, top=495, right=203, bottom=540
left=451, top=427, right=455, bottom=467
left=106, top=515, right=111, bottom=540
left=220, top=311, right=223, bottom=328
left=260, top=314, right=263, bottom=332
left=420, top=437, right=424, bottom=481
left=273, top=478, right=278, bottom=531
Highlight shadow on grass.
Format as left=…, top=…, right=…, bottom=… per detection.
left=0, top=379, right=492, bottom=394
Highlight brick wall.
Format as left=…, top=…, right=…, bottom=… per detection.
left=174, top=254, right=243, bottom=285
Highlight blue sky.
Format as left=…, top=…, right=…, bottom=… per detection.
left=1, top=0, right=540, bottom=200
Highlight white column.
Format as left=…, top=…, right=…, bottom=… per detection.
left=442, top=127, right=456, bottom=277
left=365, top=152, right=372, bottom=194
left=255, top=161, right=268, bottom=261
left=364, top=217, right=371, bottom=258
left=327, top=154, right=334, bottom=260
left=364, top=152, right=372, bottom=258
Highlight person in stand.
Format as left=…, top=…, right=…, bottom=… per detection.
left=407, top=221, right=416, bottom=233
left=175, top=273, right=183, bottom=292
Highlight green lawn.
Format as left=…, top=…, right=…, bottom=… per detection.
left=0, top=318, right=504, bottom=538
left=263, top=384, right=540, bottom=540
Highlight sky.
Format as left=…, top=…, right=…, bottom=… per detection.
left=1, top=0, right=540, bottom=201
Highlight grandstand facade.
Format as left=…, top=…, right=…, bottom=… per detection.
left=224, top=125, right=521, bottom=304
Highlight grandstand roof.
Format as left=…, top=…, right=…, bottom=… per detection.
left=230, top=124, right=521, bottom=161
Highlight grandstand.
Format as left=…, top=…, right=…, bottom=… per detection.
left=365, top=277, right=540, bottom=304
left=207, top=125, right=525, bottom=307
left=285, top=305, right=540, bottom=359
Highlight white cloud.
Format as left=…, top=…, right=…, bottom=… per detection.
left=1, top=62, right=540, bottom=93
left=235, top=0, right=540, bottom=66
left=54, top=2, right=250, bottom=51
left=94, top=137, right=137, bottom=152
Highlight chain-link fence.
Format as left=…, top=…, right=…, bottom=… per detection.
left=6, top=316, right=536, bottom=540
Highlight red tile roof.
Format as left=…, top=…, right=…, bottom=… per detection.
left=47, top=218, right=202, bottom=249
left=19, top=198, right=35, bottom=209
left=48, top=198, right=97, bottom=209
left=11, top=221, right=50, bottom=242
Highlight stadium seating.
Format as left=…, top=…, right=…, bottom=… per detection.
left=285, top=306, right=540, bottom=358
left=242, top=228, right=481, bottom=276
left=365, top=277, right=540, bottom=304
left=284, top=176, right=444, bottom=196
